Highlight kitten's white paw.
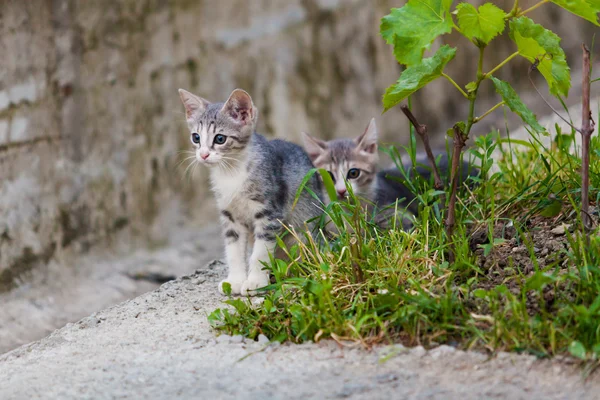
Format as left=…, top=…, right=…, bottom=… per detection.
left=218, top=278, right=245, bottom=295
left=240, top=275, right=270, bottom=297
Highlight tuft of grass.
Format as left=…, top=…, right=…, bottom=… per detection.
left=208, top=127, right=600, bottom=366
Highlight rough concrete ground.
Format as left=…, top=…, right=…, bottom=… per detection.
left=0, top=225, right=222, bottom=354
left=1, top=258, right=598, bottom=400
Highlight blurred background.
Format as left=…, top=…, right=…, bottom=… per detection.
left=0, top=0, right=597, bottom=352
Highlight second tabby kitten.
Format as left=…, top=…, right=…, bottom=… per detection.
left=302, top=118, right=413, bottom=229
left=179, top=88, right=322, bottom=296
left=302, top=118, right=477, bottom=228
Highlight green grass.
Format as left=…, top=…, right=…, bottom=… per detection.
left=208, top=126, right=600, bottom=366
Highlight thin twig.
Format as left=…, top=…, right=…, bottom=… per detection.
left=581, top=44, right=595, bottom=232
left=445, top=124, right=467, bottom=262
left=518, top=0, right=549, bottom=16
left=400, top=105, right=444, bottom=190
left=507, top=0, right=519, bottom=18
left=442, top=73, right=469, bottom=99
left=484, top=52, right=519, bottom=78
left=473, top=101, right=505, bottom=123
left=528, top=59, right=582, bottom=134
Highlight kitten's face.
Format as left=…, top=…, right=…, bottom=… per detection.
left=178, top=88, right=258, bottom=167
left=303, top=118, right=379, bottom=202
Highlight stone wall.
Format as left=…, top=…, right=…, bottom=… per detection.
left=0, top=0, right=596, bottom=289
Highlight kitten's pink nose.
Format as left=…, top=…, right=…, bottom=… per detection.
left=337, top=188, right=347, bottom=196
left=200, top=152, right=210, bottom=160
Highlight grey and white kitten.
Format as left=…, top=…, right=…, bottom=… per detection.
left=303, top=118, right=412, bottom=229
left=179, top=88, right=322, bottom=296
left=303, top=118, right=477, bottom=229
left=303, top=118, right=380, bottom=204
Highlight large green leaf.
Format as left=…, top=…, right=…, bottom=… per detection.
left=509, top=17, right=570, bottom=98
left=456, top=3, right=506, bottom=44
left=551, top=0, right=600, bottom=26
left=380, top=0, right=453, bottom=65
left=490, top=76, right=546, bottom=134
left=568, top=341, right=587, bottom=360
left=383, top=45, right=456, bottom=111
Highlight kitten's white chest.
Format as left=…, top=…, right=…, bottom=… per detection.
left=210, top=167, right=249, bottom=206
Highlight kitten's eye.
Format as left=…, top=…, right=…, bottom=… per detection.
left=347, top=168, right=361, bottom=179
left=214, top=134, right=227, bottom=145
left=191, top=133, right=200, bottom=144
left=327, top=171, right=336, bottom=183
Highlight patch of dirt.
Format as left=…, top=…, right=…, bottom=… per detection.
left=470, top=211, right=598, bottom=315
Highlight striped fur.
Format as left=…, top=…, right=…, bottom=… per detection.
left=179, top=88, right=322, bottom=296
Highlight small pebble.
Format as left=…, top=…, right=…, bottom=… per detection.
left=257, top=334, right=270, bottom=344
left=216, top=334, right=232, bottom=344
left=512, top=246, right=527, bottom=254
left=252, top=297, right=265, bottom=306
left=411, top=346, right=426, bottom=358
left=230, top=335, right=244, bottom=343
left=375, top=373, right=398, bottom=383
left=550, top=225, right=566, bottom=235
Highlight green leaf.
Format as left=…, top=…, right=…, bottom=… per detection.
left=509, top=17, right=570, bottom=98
left=490, top=76, right=545, bottom=134
left=207, top=309, right=224, bottom=325
left=446, top=121, right=466, bottom=138
left=568, top=341, right=587, bottom=360
left=538, top=197, right=563, bottom=218
left=383, top=45, right=456, bottom=111
left=292, top=168, right=317, bottom=210
left=318, top=168, right=338, bottom=203
left=225, top=298, right=249, bottom=312
left=525, top=271, right=556, bottom=291
left=380, top=0, right=453, bottom=65
left=465, top=81, right=477, bottom=92
left=589, top=294, right=600, bottom=314
left=456, top=3, right=506, bottom=44
left=221, top=282, right=232, bottom=296
left=550, top=0, right=600, bottom=26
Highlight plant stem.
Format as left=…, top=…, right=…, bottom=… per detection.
left=508, top=0, right=520, bottom=18
left=442, top=73, right=469, bottom=99
left=408, top=96, right=417, bottom=168
left=446, top=46, right=485, bottom=253
left=466, top=47, right=486, bottom=135
left=452, top=22, right=462, bottom=35
left=400, top=105, right=444, bottom=191
left=478, top=46, right=485, bottom=80
left=473, top=102, right=505, bottom=123
left=484, top=52, right=519, bottom=78
left=519, top=0, right=550, bottom=16
left=445, top=124, right=467, bottom=254
left=580, top=44, right=595, bottom=232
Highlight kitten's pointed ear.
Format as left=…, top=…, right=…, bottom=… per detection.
left=178, top=89, right=209, bottom=119
left=221, top=89, right=257, bottom=125
left=302, top=131, right=328, bottom=162
left=355, top=118, right=378, bottom=154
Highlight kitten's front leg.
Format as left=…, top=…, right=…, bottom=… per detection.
left=218, top=210, right=249, bottom=295
left=241, top=212, right=280, bottom=296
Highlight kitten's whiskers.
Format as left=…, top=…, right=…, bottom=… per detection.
left=176, top=155, right=197, bottom=169
left=183, top=158, right=198, bottom=181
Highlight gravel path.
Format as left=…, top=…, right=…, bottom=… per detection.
left=1, top=259, right=597, bottom=400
